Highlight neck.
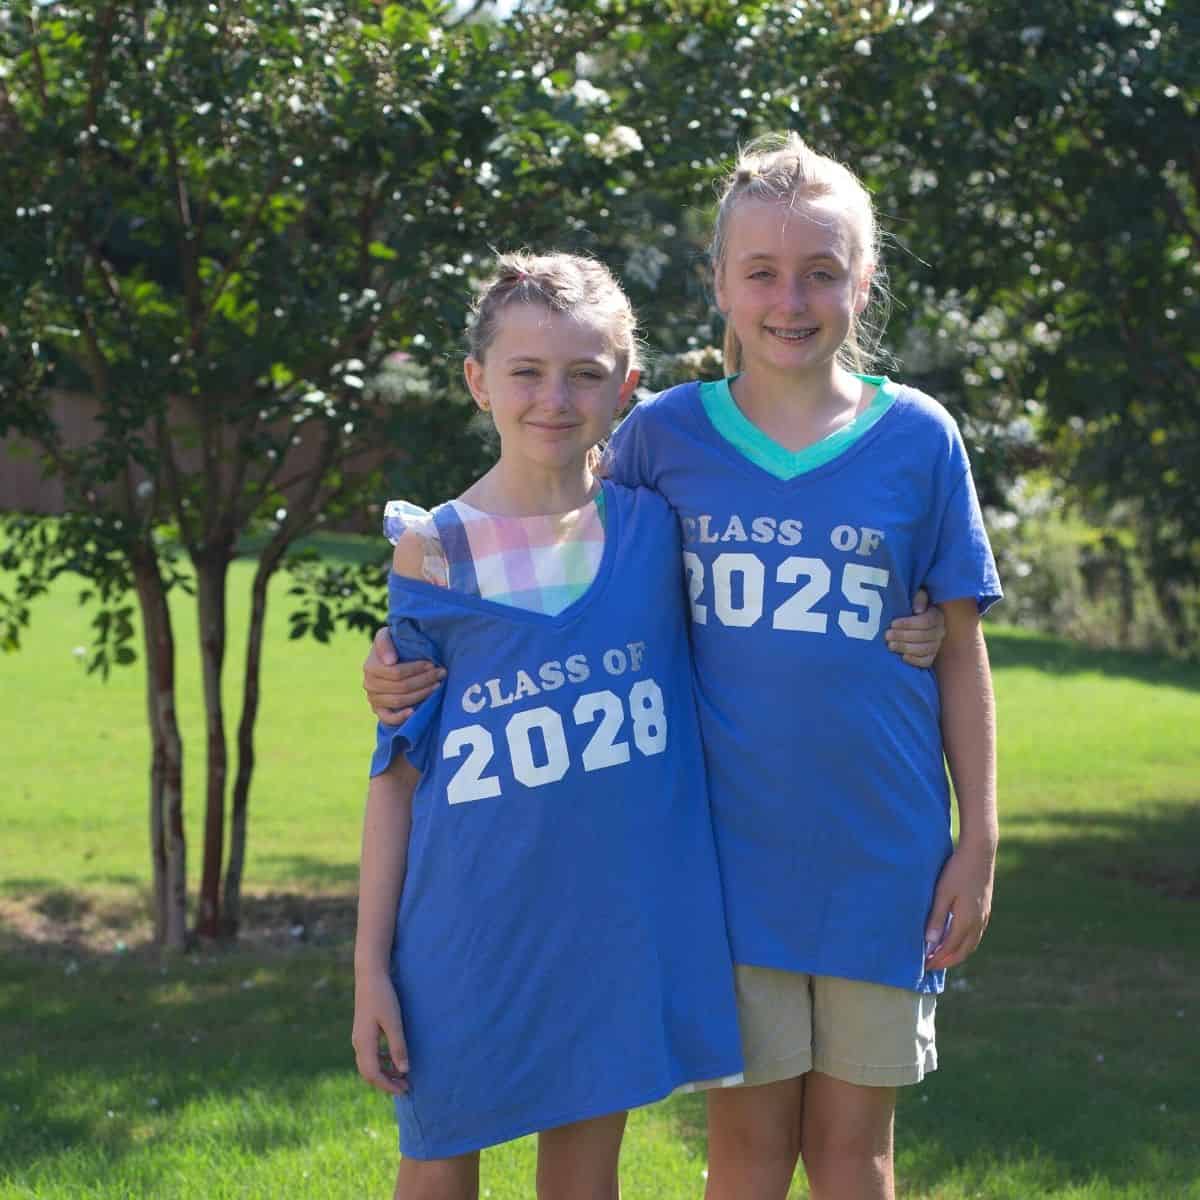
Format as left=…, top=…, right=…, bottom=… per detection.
left=734, top=361, right=861, bottom=419
left=466, top=457, right=598, bottom=517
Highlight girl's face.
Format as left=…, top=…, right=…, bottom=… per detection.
left=464, top=303, right=638, bottom=473
left=715, top=195, right=871, bottom=380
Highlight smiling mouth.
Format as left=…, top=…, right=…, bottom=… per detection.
left=764, top=325, right=818, bottom=342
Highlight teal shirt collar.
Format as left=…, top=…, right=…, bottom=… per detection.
left=699, top=374, right=898, bottom=481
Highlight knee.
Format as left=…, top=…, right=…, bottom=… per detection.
left=731, top=1121, right=801, bottom=1166
left=800, top=1121, right=892, bottom=1189
left=712, top=1106, right=802, bottom=1169
left=395, top=1155, right=478, bottom=1200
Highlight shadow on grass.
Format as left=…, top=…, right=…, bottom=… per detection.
left=0, top=886, right=358, bottom=962
left=659, top=797, right=1200, bottom=1196
left=1002, top=801, right=1200, bottom=902
left=0, top=924, right=357, bottom=1180
left=988, top=624, right=1200, bottom=693
left=0, top=878, right=60, bottom=901
left=252, top=854, right=360, bottom=889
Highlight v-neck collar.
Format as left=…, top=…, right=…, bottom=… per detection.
left=386, top=478, right=620, bottom=629
left=700, top=374, right=899, bottom=481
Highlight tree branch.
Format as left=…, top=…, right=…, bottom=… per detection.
left=163, top=129, right=205, bottom=333
left=189, top=164, right=287, bottom=354
left=83, top=5, right=120, bottom=132
left=26, top=13, right=50, bottom=112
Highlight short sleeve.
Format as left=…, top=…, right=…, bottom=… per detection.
left=602, top=403, right=652, bottom=489
left=922, top=465, right=1003, bottom=615
left=368, top=592, right=446, bottom=777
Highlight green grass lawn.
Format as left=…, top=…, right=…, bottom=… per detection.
left=2, top=555, right=1198, bottom=1198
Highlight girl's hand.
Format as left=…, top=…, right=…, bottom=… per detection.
left=352, top=968, right=410, bottom=1096
left=885, top=588, right=945, bottom=668
left=923, top=840, right=996, bottom=972
left=364, top=626, right=445, bottom=724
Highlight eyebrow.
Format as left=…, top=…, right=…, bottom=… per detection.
left=504, top=355, right=610, bottom=367
left=736, top=251, right=844, bottom=265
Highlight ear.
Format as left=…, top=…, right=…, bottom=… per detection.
left=853, top=261, right=875, bottom=316
left=615, top=368, right=640, bottom=416
left=463, top=357, right=490, bottom=411
left=713, top=267, right=728, bottom=315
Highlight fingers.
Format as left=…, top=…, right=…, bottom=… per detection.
left=363, top=654, right=442, bottom=687
left=885, top=632, right=939, bottom=667
left=383, top=1023, right=410, bottom=1087
left=353, top=1024, right=410, bottom=1097
left=887, top=610, right=940, bottom=632
left=927, top=917, right=983, bottom=970
left=375, top=705, right=414, bottom=727
left=905, top=650, right=937, bottom=669
left=887, top=596, right=945, bottom=668
left=924, top=905, right=988, bottom=971
left=924, top=899, right=953, bottom=965
left=365, top=665, right=445, bottom=724
left=885, top=625, right=940, bottom=668
left=373, top=626, right=397, bottom=666
left=363, top=648, right=446, bottom=726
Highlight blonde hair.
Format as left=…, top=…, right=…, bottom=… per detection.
left=467, top=251, right=640, bottom=372
left=710, top=132, right=888, bottom=376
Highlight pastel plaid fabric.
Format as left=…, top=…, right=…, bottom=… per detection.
left=382, top=494, right=606, bottom=616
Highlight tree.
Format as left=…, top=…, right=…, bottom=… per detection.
left=838, top=0, right=1199, bottom=630
left=0, top=0, right=698, bottom=945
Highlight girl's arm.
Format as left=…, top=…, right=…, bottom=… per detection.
left=923, top=598, right=998, bottom=971
left=353, top=530, right=444, bottom=1090
left=363, top=593, right=947, bottom=726
left=351, top=717, right=420, bottom=1095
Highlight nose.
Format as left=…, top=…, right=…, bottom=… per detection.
left=545, top=375, right=571, bottom=409
left=782, top=276, right=809, bottom=311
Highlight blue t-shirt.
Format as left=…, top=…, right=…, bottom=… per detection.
left=606, top=379, right=1002, bottom=993
left=371, top=480, right=742, bottom=1159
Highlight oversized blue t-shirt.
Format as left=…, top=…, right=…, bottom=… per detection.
left=371, top=481, right=742, bottom=1159
left=606, top=380, right=1002, bottom=994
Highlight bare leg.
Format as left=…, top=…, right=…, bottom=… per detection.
left=799, top=1072, right=896, bottom=1200
left=536, top=1110, right=627, bottom=1200
left=704, top=1076, right=806, bottom=1200
left=394, top=1152, right=480, bottom=1200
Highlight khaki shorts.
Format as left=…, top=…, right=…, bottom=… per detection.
left=734, top=964, right=938, bottom=1088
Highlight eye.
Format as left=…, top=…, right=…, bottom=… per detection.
left=511, top=367, right=539, bottom=377
left=574, top=369, right=605, bottom=381
left=748, top=269, right=774, bottom=281
left=809, top=269, right=837, bottom=283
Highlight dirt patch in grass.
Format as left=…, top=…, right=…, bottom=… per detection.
left=0, top=886, right=358, bottom=961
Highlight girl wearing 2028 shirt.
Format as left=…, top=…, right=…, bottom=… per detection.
left=352, top=253, right=743, bottom=1200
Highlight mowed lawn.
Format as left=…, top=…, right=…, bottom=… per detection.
left=2, top=551, right=1198, bottom=1199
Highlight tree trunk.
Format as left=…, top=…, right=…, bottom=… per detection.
left=130, top=547, right=187, bottom=950
left=222, top=541, right=288, bottom=936
left=194, top=550, right=231, bottom=939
